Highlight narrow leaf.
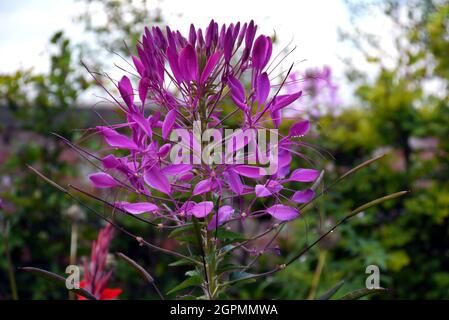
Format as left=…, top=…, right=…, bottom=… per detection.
left=318, top=280, right=345, bottom=300
left=340, top=287, right=388, bottom=300
left=20, top=267, right=96, bottom=300
left=347, top=191, right=410, bottom=220
left=166, top=275, right=202, bottom=295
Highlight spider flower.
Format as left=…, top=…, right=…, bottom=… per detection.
left=88, top=20, right=320, bottom=228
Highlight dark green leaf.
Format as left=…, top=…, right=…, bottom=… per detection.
left=228, top=271, right=257, bottom=285
left=168, top=224, right=194, bottom=239
left=340, top=287, right=388, bottom=300
left=166, top=275, right=203, bottom=295
left=318, top=280, right=345, bottom=300
left=20, top=267, right=96, bottom=300
left=216, top=229, right=246, bottom=244
left=169, top=258, right=199, bottom=267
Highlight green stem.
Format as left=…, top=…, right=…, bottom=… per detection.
left=192, top=217, right=210, bottom=298
left=306, top=250, right=327, bottom=300
left=3, top=221, right=18, bottom=300
left=205, top=229, right=219, bottom=299
left=68, top=222, right=78, bottom=300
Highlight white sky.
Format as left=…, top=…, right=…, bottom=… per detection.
left=0, top=0, right=391, bottom=103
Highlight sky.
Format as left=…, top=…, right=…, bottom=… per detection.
left=0, top=0, right=387, bottom=103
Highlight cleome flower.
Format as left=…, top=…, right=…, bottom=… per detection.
left=88, top=20, right=319, bottom=228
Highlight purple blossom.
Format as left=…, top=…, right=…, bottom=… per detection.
left=87, top=20, right=321, bottom=230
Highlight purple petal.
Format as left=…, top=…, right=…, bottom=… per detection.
left=162, top=109, right=177, bottom=139
left=234, top=165, right=263, bottom=178
left=291, top=189, right=315, bottom=203
left=192, top=178, right=213, bottom=195
left=180, top=201, right=196, bottom=215
left=167, top=46, right=183, bottom=84
left=138, top=78, right=149, bottom=105
left=200, top=52, right=221, bottom=84
left=102, top=154, right=120, bottom=169
left=270, top=108, right=281, bottom=128
left=178, top=44, right=198, bottom=82
left=115, top=201, right=158, bottom=214
left=208, top=205, right=234, bottom=230
left=132, top=112, right=152, bottom=137
left=226, top=169, right=243, bottom=195
left=231, top=96, right=249, bottom=112
left=257, top=72, right=270, bottom=104
left=205, top=20, right=214, bottom=49
left=162, top=164, right=192, bottom=176
left=190, top=201, right=214, bottom=218
left=237, top=22, right=247, bottom=48
left=261, top=38, right=272, bottom=69
left=289, top=120, right=310, bottom=137
left=158, top=143, right=171, bottom=158
left=245, top=20, right=256, bottom=50
left=144, top=166, right=171, bottom=195
left=179, top=172, right=194, bottom=181
left=252, top=35, right=270, bottom=70
left=269, top=181, right=283, bottom=193
left=228, top=75, right=245, bottom=102
left=266, top=204, right=299, bottom=221
left=278, top=150, right=292, bottom=168
left=255, top=184, right=272, bottom=197
left=118, top=76, right=134, bottom=108
left=97, top=126, right=139, bottom=150
left=132, top=56, right=144, bottom=76
left=189, top=24, right=197, bottom=46
left=289, top=168, right=320, bottom=182
left=272, top=91, right=303, bottom=112
left=224, top=27, right=234, bottom=62
left=89, top=172, right=118, bottom=189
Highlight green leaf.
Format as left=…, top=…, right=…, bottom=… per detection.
left=185, top=270, right=200, bottom=277
left=348, top=191, right=409, bottom=220
left=340, top=287, right=388, bottom=300
left=318, top=280, right=345, bottom=300
left=215, top=229, right=246, bottom=244
left=166, top=275, right=203, bottom=295
left=169, top=258, right=199, bottom=267
left=20, top=267, right=97, bottom=300
left=227, top=271, right=257, bottom=286
left=168, top=224, right=194, bottom=239
left=217, top=264, right=247, bottom=275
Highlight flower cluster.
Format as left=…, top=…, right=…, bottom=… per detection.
left=88, top=20, right=319, bottom=231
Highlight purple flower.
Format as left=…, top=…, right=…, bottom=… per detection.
left=115, top=201, right=159, bottom=214
left=89, top=173, right=118, bottom=189
left=85, top=20, right=322, bottom=251
left=265, top=204, right=299, bottom=221
left=291, top=189, right=315, bottom=203
left=208, top=205, right=234, bottom=230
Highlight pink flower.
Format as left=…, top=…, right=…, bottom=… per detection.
left=86, top=20, right=321, bottom=228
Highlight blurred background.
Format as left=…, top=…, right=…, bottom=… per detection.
left=0, top=0, right=448, bottom=299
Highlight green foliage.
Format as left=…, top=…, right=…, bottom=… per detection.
left=252, top=0, right=449, bottom=299
left=0, top=32, right=92, bottom=299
